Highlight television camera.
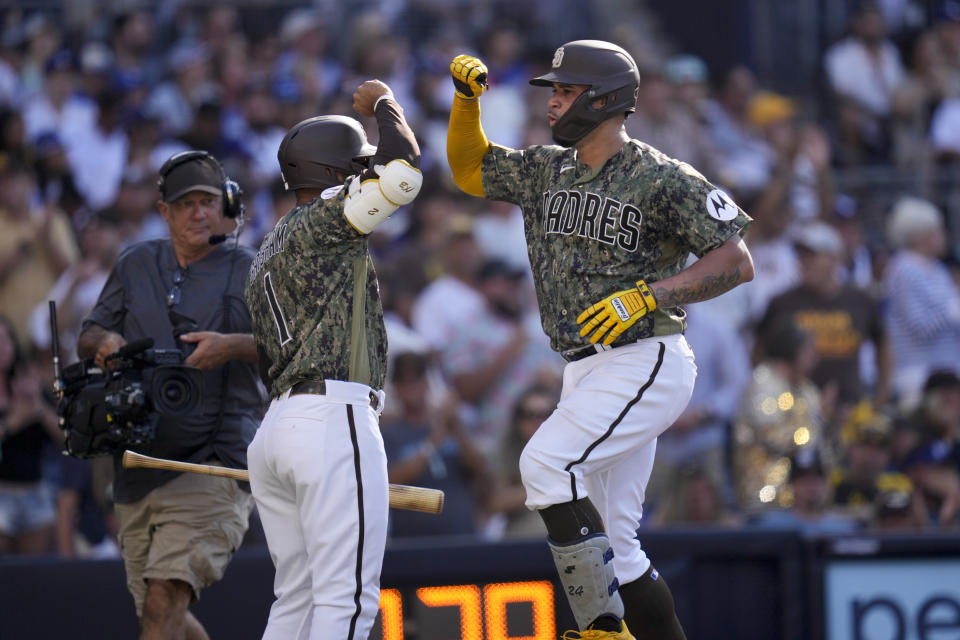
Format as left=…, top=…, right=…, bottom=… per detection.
left=50, top=302, right=204, bottom=458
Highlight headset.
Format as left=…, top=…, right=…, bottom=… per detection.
left=156, top=150, right=245, bottom=220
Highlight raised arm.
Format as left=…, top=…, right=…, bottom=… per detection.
left=447, top=55, right=492, bottom=197
left=345, top=80, right=423, bottom=235
left=353, top=80, right=420, bottom=170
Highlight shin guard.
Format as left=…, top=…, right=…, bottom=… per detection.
left=549, top=534, right=625, bottom=630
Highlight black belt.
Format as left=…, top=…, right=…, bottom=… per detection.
left=561, top=339, right=641, bottom=363
left=289, top=379, right=381, bottom=412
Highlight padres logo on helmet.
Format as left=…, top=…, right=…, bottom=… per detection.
left=552, top=47, right=565, bottom=68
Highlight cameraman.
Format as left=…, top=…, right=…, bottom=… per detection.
left=77, top=151, right=265, bottom=640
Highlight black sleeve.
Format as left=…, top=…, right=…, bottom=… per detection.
left=365, top=97, right=420, bottom=173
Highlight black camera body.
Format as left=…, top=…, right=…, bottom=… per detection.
left=58, top=341, right=203, bottom=458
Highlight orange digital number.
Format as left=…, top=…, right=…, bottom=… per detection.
left=417, top=584, right=484, bottom=640
left=379, top=588, right=404, bottom=640
left=484, top=581, right=556, bottom=640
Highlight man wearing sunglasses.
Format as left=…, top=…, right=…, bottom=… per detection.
left=77, top=150, right=265, bottom=640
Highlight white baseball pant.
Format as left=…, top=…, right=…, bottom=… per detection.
left=247, top=380, right=389, bottom=640
left=519, top=334, right=696, bottom=584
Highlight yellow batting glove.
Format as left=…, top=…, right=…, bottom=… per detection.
left=450, top=54, right=488, bottom=99
left=577, top=280, right=657, bottom=346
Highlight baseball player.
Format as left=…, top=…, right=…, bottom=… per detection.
left=447, top=41, right=754, bottom=639
left=243, top=80, right=421, bottom=640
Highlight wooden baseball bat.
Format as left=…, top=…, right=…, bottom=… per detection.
left=122, top=450, right=444, bottom=514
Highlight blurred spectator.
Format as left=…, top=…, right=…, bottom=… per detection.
left=829, top=403, right=904, bottom=524
left=890, top=31, right=950, bottom=169
left=236, top=83, right=284, bottom=189
left=485, top=384, right=557, bottom=539
left=741, top=194, right=801, bottom=324
left=748, top=93, right=835, bottom=223
left=882, top=196, right=960, bottom=409
left=626, top=66, right=720, bottom=181
left=381, top=281, right=449, bottom=427
left=30, top=131, right=85, bottom=218
left=200, top=5, right=241, bottom=63
left=824, top=1, right=905, bottom=164
left=110, top=170, right=168, bottom=248
left=411, top=214, right=485, bottom=352
left=830, top=194, right=875, bottom=290
left=109, top=10, right=158, bottom=100
left=734, top=321, right=830, bottom=512
left=758, top=221, right=890, bottom=413
left=272, top=8, right=341, bottom=107
left=0, top=318, right=62, bottom=554
left=470, top=199, right=529, bottom=272
left=28, top=210, right=122, bottom=366
left=704, top=65, right=770, bottom=196
left=0, top=25, right=21, bottom=109
left=652, top=464, right=744, bottom=529
left=870, top=472, right=928, bottom=530
left=381, top=352, right=489, bottom=538
left=0, top=163, right=79, bottom=344
left=144, top=42, right=217, bottom=138
left=179, top=99, right=247, bottom=174
left=929, top=94, right=960, bottom=159
left=63, top=89, right=129, bottom=211
left=440, top=259, right=563, bottom=454
left=21, top=49, right=95, bottom=144
left=18, top=14, right=60, bottom=100
left=76, top=42, right=114, bottom=103
left=55, top=456, right=118, bottom=559
left=665, top=53, right=711, bottom=126
left=933, top=0, right=960, bottom=91
left=899, top=370, right=960, bottom=525
left=749, top=448, right=860, bottom=534
left=647, top=302, right=751, bottom=510
left=0, top=107, right=31, bottom=169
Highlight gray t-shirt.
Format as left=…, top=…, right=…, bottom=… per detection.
left=82, top=239, right=267, bottom=503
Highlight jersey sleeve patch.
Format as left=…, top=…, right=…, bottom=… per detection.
left=705, top=189, right=739, bottom=221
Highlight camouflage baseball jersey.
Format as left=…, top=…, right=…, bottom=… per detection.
left=244, top=182, right=387, bottom=398
left=481, top=139, right=751, bottom=354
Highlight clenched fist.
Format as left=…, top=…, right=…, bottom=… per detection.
left=450, top=54, right=488, bottom=99
left=353, top=79, right=393, bottom=117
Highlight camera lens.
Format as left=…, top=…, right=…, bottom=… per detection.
left=151, top=366, right=201, bottom=416
left=163, top=380, right=186, bottom=404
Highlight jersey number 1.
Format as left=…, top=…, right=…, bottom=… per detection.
left=263, top=271, right=292, bottom=345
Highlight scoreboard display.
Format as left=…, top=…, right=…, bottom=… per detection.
left=371, top=581, right=561, bottom=640
left=371, top=538, right=576, bottom=639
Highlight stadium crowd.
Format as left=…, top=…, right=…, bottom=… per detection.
left=1, top=0, right=959, bottom=558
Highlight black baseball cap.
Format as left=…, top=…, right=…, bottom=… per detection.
left=161, top=156, right=223, bottom=203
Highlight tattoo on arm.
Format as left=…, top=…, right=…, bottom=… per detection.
left=652, top=266, right=742, bottom=308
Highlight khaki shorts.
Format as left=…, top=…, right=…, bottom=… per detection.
left=115, top=464, right=253, bottom=617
